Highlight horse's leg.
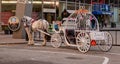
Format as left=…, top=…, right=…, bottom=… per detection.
left=41, top=33, right=46, bottom=46
left=30, top=31, right=34, bottom=45
left=24, top=27, right=30, bottom=44
left=25, top=27, right=34, bottom=45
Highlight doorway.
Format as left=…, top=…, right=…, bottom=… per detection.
left=44, top=13, right=55, bottom=23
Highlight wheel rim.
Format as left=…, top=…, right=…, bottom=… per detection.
left=98, top=32, right=112, bottom=52
left=76, top=32, right=91, bottom=53
left=51, top=33, right=62, bottom=48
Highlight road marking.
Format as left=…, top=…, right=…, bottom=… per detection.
left=102, top=57, right=109, bottom=64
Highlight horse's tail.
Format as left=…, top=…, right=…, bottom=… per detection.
left=42, top=20, right=50, bottom=41
left=43, top=20, right=49, bottom=32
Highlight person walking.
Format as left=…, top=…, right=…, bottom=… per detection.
left=90, top=16, right=96, bottom=29
left=104, top=15, right=108, bottom=27
left=101, top=15, right=104, bottom=28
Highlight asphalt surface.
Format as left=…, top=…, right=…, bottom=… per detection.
left=0, top=44, right=120, bottom=64
left=0, top=31, right=120, bottom=64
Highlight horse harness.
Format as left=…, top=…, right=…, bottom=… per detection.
left=24, top=17, right=35, bottom=28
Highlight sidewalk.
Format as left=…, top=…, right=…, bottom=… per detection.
left=0, top=31, right=27, bottom=45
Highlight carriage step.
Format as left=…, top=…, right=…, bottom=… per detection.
left=68, top=37, right=75, bottom=39
left=67, top=37, right=76, bottom=44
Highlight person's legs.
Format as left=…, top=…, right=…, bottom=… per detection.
left=104, top=23, right=107, bottom=27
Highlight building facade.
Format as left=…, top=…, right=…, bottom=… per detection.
left=1, top=0, right=120, bottom=27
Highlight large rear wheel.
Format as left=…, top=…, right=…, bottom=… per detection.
left=98, top=32, right=113, bottom=52
left=76, top=31, right=91, bottom=53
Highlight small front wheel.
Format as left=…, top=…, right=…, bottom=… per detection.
left=76, top=31, right=91, bottom=53
left=51, top=33, right=62, bottom=48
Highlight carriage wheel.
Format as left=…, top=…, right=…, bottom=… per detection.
left=98, top=32, right=113, bottom=52
left=51, top=33, right=62, bottom=48
left=76, top=31, right=91, bottom=53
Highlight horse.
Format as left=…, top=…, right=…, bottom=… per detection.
left=21, top=16, right=49, bottom=46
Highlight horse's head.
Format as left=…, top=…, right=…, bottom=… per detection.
left=21, top=16, right=32, bottom=27
left=21, top=16, right=28, bottom=23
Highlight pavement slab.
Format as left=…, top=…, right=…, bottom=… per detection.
left=0, top=31, right=27, bottom=44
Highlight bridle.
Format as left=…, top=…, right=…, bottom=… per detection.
left=22, top=16, right=35, bottom=27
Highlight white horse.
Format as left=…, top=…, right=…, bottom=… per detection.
left=21, top=16, right=49, bottom=46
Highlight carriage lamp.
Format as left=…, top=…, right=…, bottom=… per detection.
left=91, top=40, right=96, bottom=46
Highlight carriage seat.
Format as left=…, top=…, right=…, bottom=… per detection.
left=54, top=24, right=59, bottom=31
left=53, top=21, right=62, bottom=31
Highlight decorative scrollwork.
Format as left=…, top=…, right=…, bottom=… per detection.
left=8, top=16, right=21, bottom=32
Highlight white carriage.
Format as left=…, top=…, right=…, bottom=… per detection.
left=51, top=9, right=113, bottom=53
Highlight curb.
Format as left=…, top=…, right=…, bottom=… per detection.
left=0, top=42, right=27, bottom=45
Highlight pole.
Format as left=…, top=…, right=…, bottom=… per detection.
left=91, top=0, right=93, bottom=11
left=0, top=0, right=2, bottom=31
left=54, top=0, right=56, bottom=20
left=109, top=0, right=110, bottom=4
left=79, top=0, right=80, bottom=8
left=42, top=0, right=44, bottom=19
left=25, top=0, right=33, bottom=16
left=14, top=0, right=33, bottom=39
left=75, top=0, right=76, bottom=10
left=66, top=0, right=67, bottom=9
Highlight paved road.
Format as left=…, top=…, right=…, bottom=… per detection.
left=0, top=44, right=120, bottom=64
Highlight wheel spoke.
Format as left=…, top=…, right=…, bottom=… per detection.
left=98, top=32, right=112, bottom=52
left=76, top=31, right=91, bottom=53
left=51, top=33, right=62, bottom=48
